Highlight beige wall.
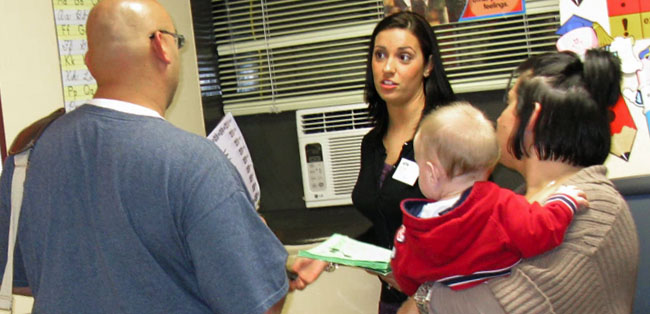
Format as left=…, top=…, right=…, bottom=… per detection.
left=0, top=1, right=63, bottom=148
left=0, top=0, right=205, bottom=151
left=159, top=0, right=205, bottom=136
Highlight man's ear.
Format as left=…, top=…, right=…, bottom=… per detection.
left=84, top=51, right=91, bottom=68
left=84, top=51, right=98, bottom=79
left=150, top=32, right=173, bottom=64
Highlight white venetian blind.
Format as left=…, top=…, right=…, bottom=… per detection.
left=212, top=0, right=559, bottom=115
left=437, top=0, right=560, bottom=92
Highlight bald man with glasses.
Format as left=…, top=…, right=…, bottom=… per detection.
left=150, top=29, right=185, bottom=50
left=0, top=1, right=288, bottom=313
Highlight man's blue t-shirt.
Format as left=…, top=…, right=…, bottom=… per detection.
left=0, top=105, right=288, bottom=313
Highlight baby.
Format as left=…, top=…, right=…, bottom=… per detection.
left=391, top=101, right=588, bottom=295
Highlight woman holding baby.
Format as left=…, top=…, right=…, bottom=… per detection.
left=400, top=49, right=640, bottom=314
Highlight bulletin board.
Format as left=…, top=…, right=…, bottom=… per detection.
left=52, top=0, right=98, bottom=112
left=557, top=0, right=650, bottom=193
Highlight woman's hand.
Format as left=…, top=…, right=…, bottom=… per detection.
left=555, top=185, right=589, bottom=211
left=397, top=297, right=419, bottom=314
left=378, top=272, right=402, bottom=292
left=288, top=258, right=329, bottom=291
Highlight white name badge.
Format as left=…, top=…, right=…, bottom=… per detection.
left=392, top=158, right=419, bottom=186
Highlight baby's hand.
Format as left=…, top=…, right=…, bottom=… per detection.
left=555, top=185, right=589, bottom=211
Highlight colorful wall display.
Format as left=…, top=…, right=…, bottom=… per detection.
left=558, top=0, right=650, bottom=180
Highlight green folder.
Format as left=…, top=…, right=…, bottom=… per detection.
left=298, top=233, right=392, bottom=275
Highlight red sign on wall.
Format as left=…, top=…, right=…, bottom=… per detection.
left=383, top=0, right=526, bottom=25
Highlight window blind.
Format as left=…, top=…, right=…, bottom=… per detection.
left=211, top=0, right=559, bottom=115
left=437, top=0, right=560, bottom=92
left=191, top=0, right=224, bottom=131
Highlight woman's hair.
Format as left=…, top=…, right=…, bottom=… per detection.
left=364, top=11, right=455, bottom=135
left=418, top=101, right=500, bottom=177
left=509, top=49, right=621, bottom=166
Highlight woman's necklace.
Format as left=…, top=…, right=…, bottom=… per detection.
left=528, top=179, right=562, bottom=202
left=525, top=165, right=581, bottom=202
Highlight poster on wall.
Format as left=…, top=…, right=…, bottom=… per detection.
left=383, top=0, right=526, bottom=24
left=557, top=0, right=650, bottom=183
left=52, top=0, right=98, bottom=112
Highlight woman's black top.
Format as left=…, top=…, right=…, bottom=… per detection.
left=352, top=127, right=426, bottom=304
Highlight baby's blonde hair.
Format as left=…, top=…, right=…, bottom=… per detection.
left=417, top=101, right=500, bottom=177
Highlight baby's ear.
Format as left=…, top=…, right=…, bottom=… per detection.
left=427, top=160, right=445, bottom=182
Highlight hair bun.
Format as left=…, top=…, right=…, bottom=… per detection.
left=583, top=49, right=622, bottom=110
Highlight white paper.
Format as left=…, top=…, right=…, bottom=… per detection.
left=392, top=158, right=419, bottom=186
left=303, top=233, right=392, bottom=263
left=207, top=113, right=260, bottom=208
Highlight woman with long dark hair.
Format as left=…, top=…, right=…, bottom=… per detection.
left=289, top=11, right=455, bottom=314
left=351, top=11, right=455, bottom=313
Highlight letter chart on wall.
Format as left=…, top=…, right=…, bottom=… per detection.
left=52, top=0, right=99, bottom=112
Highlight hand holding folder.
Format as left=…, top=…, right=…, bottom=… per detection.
left=297, top=233, right=392, bottom=275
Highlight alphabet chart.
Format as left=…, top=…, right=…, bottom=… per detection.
left=52, top=0, right=98, bottom=112
left=207, top=113, right=261, bottom=209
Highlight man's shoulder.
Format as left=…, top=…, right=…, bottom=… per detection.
left=51, top=106, right=225, bottom=167
left=9, top=108, right=66, bottom=155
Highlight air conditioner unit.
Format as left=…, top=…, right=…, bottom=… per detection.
left=296, top=103, right=373, bottom=208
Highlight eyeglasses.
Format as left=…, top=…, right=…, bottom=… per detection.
left=149, top=30, right=185, bottom=49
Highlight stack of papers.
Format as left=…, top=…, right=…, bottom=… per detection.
left=207, top=113, right=260, bottom=208
left=298, top=233, right=392, bottom=275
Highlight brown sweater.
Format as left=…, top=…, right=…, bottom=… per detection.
left=489, top=165, right=639, bottom=313
left=427, top=166, right=639, bottom=314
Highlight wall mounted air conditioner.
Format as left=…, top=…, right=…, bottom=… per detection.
left=296, top=103, right=373, bottom=208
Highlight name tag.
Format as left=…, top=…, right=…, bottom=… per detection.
left=392, top=158, right=419, bottom=186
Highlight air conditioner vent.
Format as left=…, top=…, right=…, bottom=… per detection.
left=297, top=103, right=372, bottom=207
left=330, top=135, right=364, bottom=195
left=300, top=108, right=373, bottom=134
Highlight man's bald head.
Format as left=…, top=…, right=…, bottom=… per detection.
left=85, top=0, right=180, bottom=114
left=86, top=0, right=173, bottom=67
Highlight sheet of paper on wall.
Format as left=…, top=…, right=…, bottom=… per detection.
left=207, top=113, right=261, bottom=209
left=52, top=1, right=98, bottom=112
